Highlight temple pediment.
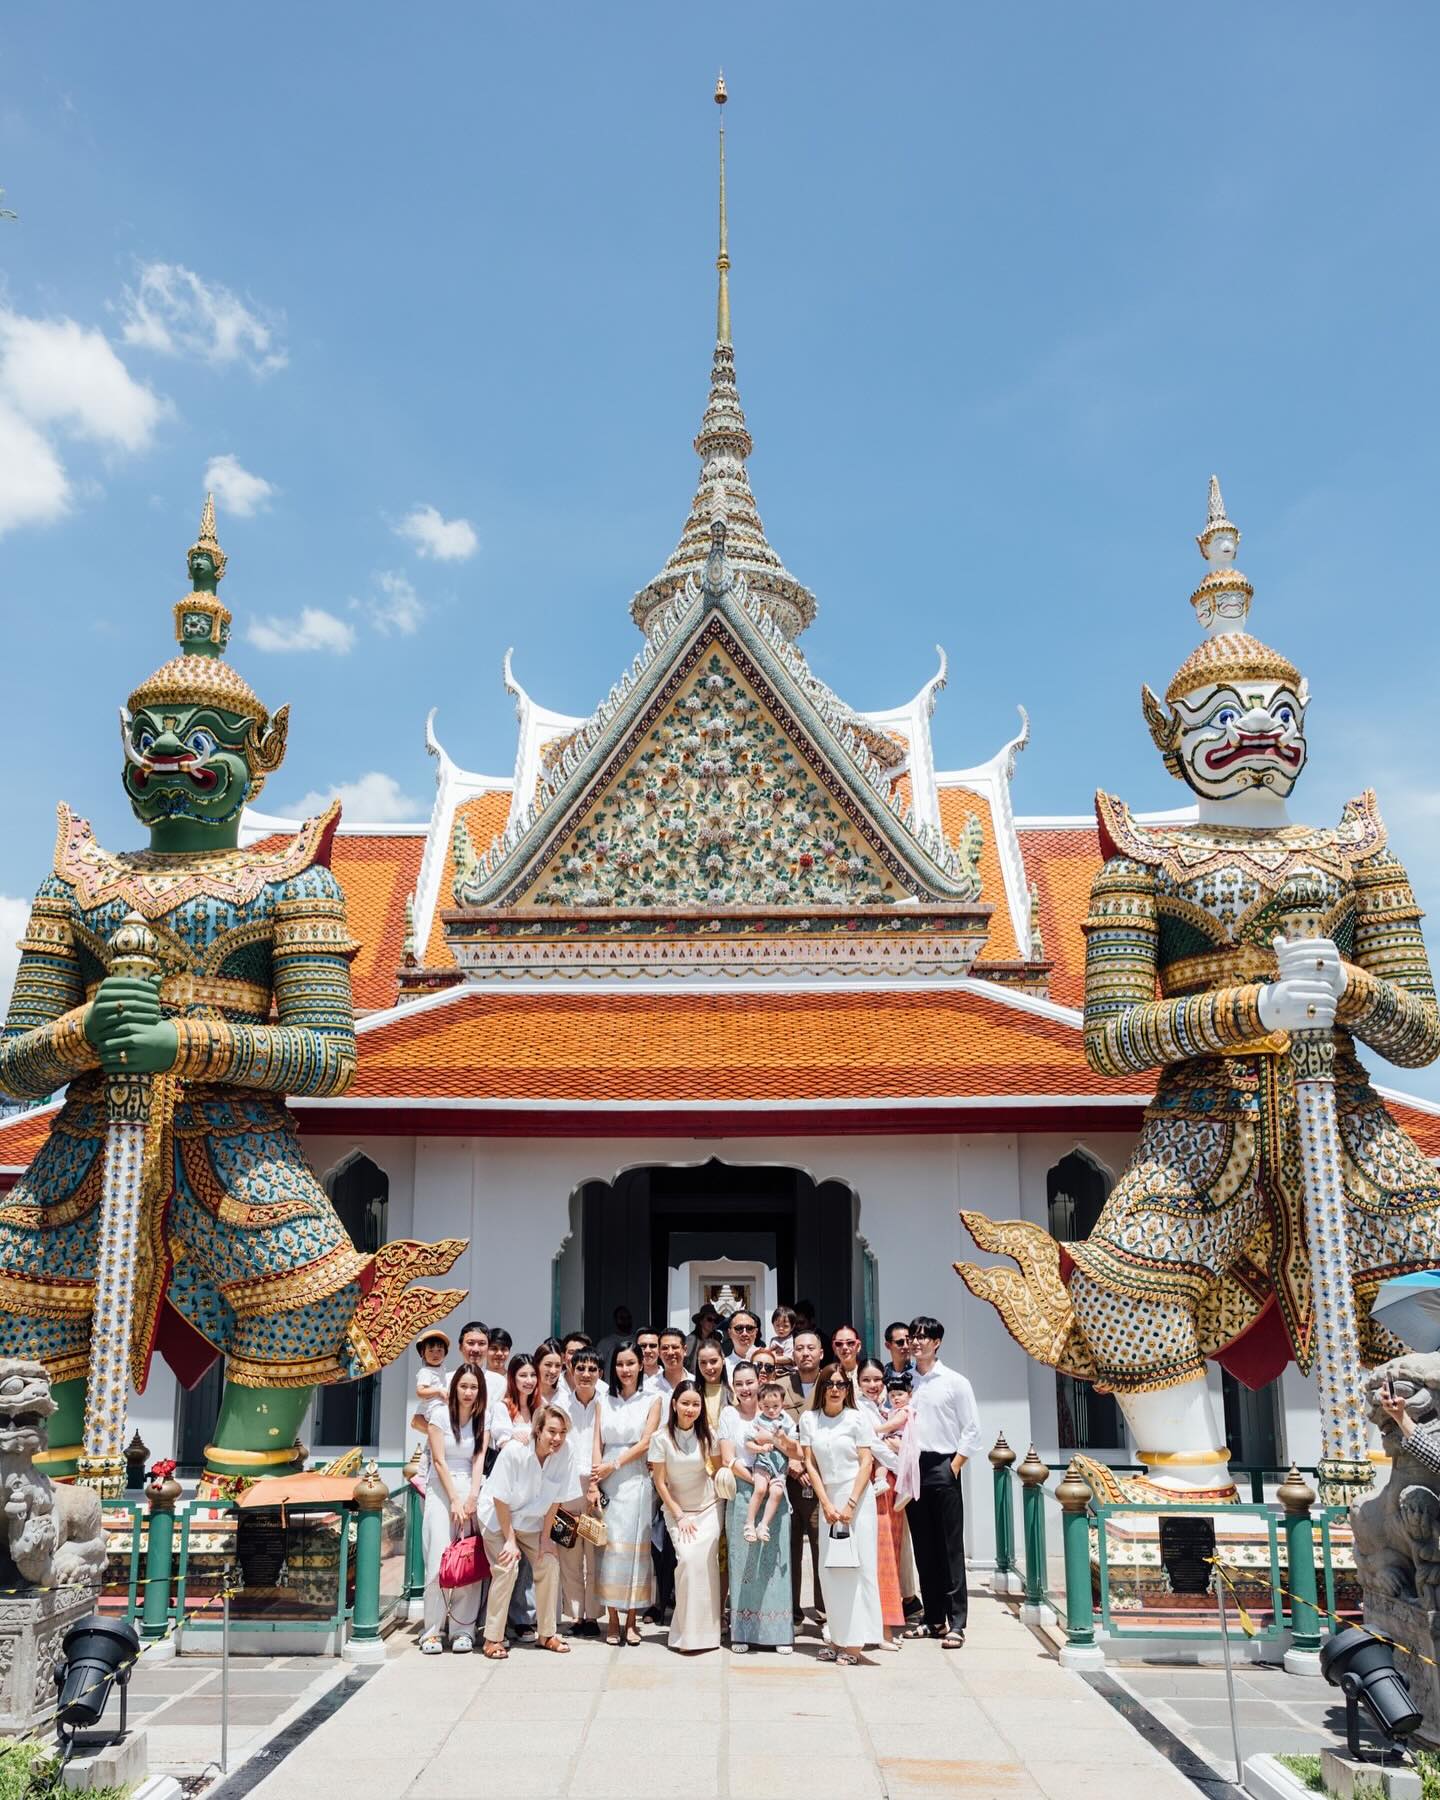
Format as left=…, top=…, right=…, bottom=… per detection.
left=451, top=557, right=983, bottom=917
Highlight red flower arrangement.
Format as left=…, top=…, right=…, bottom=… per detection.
left=148, top=1458, right=178, bottom=1482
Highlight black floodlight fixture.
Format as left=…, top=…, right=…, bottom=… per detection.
left=1319, top=1626, right=1423, bottom=1760
left=54, top=1616, right=141, bottom=1744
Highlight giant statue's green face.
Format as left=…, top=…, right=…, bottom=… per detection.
left=121, top=703, right=253, bottom=830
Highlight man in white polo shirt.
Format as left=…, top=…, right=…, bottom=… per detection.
left=723, top=1308, right=762, bottom=1376
left=558, top=1349, right=603, bottom=1637
left=905, top=1313, right=983, bottom=1649
left=477, top=1405, right=577, bottom=1659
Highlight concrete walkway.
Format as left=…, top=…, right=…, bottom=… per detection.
left=236, top=1597, right=1209, bottom=1800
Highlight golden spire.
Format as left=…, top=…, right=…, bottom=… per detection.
left=715, top=71, right=731, bottom=347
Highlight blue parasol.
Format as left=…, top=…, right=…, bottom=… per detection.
left=1371, top=1271, right=1440, bottom=1353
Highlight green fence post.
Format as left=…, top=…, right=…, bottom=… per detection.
left=1278, top=1466, right=1322, bottom=1674
left=1017, top=1445, right=1051, bottom=1621
left=1055, top=1460, right=1104, bottom=1667
left=344, top=1464, right=389, bottom=1664
left=140, top=1472, right=182, bottom=1643
left=990, top=1434, right=1017, bottom=1594
left=404, top=1483, right=426, bottom=1608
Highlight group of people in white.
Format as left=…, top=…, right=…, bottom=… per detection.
left=412, top=1306, right=982, bottom=1665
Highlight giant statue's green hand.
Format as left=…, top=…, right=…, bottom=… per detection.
left=83, top=976, right=179, bottom=1075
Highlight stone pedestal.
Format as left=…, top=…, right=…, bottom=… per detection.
left=61, top=1728, right=151, bottom=1792
left=0, top=1584, right=100, bottom=1734
left=1364, top=1595, right=1440, bottom=1749
left=1321, top=1750, right=1420, bottom=1800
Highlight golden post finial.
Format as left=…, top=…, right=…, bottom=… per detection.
left=715, top=71, right=731, bottom=347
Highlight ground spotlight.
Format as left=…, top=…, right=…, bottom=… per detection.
left=1319, top=1626, right=1423, bottom=1760
left=54, top=1616, right=141, bottom=1745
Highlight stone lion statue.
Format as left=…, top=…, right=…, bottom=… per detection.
left=0, top=1360, right=105, bottom=1588
left=1351, top=1351, right=1440, bottom=1612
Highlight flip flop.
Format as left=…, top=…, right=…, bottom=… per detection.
left=481, top=1641, right=509, bottom=1660
left=539, top=1634, right=571, bottom=1654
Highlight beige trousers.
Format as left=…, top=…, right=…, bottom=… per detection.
left=482, top=1528, right=560, bottom=1643
left=558, top=1499, right=601, bottom=1622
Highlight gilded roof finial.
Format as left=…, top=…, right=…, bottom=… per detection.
left=715, top=71, right=731, bottom=348
left=189, top=491, right=228, bottom=589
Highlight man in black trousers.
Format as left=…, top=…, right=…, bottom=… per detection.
left=904, top=1314, right=983, bottom=1648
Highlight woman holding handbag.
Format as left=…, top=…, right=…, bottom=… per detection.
left=647, top=1381, right=723, bottom=1652
left=419, top=1365, right=488, bottom=1655
left=801, top=1362, right=882, bottom=1665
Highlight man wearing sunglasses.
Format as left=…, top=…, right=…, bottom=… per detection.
left=724, top=1308, right=762, bottom=1378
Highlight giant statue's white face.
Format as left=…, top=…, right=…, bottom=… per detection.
left=1172, top=677, right=1309, bottom=802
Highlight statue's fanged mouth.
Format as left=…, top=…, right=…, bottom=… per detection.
left=1203, top=736, right=1302, bottom=772
left=132, top=757, right=219, bottom=792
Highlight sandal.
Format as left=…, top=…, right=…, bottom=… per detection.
left=941, top=1631, right=965, bottom=1650
left=836, top=1651, right=862, bottom=1666
left=539, top=1634, right=571, bottom=1654
left=419, top=1635, right=443, bottom=1656
left=903, top=1623, right=933, bottom=1639
left=481, top=1640, right=508, bottom=1660
left=625, top=1625, right=642, bottom=1647
left=817, top=1646, right=839, bottom=1662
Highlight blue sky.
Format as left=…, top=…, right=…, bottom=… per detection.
left=2, top=6, right=1439, bottom=1082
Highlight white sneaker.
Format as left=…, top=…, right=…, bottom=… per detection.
left=731, top=1642, right=749, bottom=1653
left=419, top=1636, right=443, bottom=1656
left=451, top=1634, right=474, bottom=1654
left=775, top=1644, right=793, bottom=1655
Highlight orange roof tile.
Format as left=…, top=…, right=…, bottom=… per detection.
left=423, top=791, right=513, bottom=966
left=1386, top=1097, right=1440, bottom=1160
left=0, top=1103, right=61, bottom=1171
left=1016, top=825, right=1104, bottom=1009
left=350, top=986, right=1147, bottom=1104
left=250, top=827, right=425, bottom=1012
left=937, top=786, right=1020, bottom=962
left=329, top=833, right=425, bottom=1012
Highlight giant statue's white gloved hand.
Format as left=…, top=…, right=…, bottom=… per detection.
left=1257, top=934, right=1345, bottom=1033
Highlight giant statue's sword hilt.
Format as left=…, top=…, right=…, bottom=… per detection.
left=1277, top=878, right=1373, bottom=1508
left=76, top=912, right=161, bottom=1498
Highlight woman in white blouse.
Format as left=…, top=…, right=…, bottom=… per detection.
left=800, top=1361, right=882, bottom=1664
left=419, top=1366, right=488, bottom=1655
left=590, top=1340, right=661, bottom=1646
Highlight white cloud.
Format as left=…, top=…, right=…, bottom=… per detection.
left=394, top=503, right=477, bottom=562
left=0, top=403, right=69, bottom=534
left=360, top=570, right=424, bottom=636
left=121, top=262, right=286, bottom=375
left=204, top=453, right=274, bottom=518
left=246, top=607, right=355, bottom=655
left=289, top=772, right=425, bottom=823
left=0, top=894, right=29, bottom=1018
left=0, top=312, right=165, bottom=452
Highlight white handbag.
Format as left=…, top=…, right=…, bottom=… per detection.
left=822, top=1523, right=860, bottom=1569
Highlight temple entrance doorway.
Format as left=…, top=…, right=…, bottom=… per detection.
left=574, top=1159, right=867, bottom=1346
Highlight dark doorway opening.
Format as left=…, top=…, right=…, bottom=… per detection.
left=314, top=1154, right=389, bottom=1450
left=578, top=1159, right=858, bottom=1341
left=1047, top=1150, right=1125, bottom=1452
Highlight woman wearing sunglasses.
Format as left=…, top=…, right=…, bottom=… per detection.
left=800, top=1362, right=882, bottom=1665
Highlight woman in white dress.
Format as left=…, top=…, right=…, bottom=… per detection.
left=590, top=1340, right=661, bottom=1646
left=800, top=1361, right=882, bottom=1665
left=419, top=1366, right=488, bottom=1654
left=647, top=1381, right=722, bottom=1652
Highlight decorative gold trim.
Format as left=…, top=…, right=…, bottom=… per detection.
left=1136, top=1448, right=1233, bottom=1467
left=34, top=1443, right=83, bottom=1466
left=201, top=1442, right=301, bottom=1467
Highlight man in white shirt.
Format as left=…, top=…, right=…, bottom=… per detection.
left=635, top=1326, right=664, bottom=1395
left=723, top=1308, right=762, bottom=1376
left=906, top=1314, right=984, bottom=1648
left=458, top=1319, right=507, bottom=1409
left=783, top=1329, right=827, bottom=1627
left=477, top=1405, right=577, bottom=1658
left=653, top=1328, right=692, bottom=1402
left=557, top=1350, right=603, bottom=1637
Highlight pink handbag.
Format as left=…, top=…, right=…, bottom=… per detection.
left=439, top=1532, right=489, bottom=1589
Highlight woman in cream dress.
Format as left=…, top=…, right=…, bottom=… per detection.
left=591, top=1341, right=661, bottom=1646
left=800, top=1362, right=882, bottom=1664
left=647, top=1380, right=722, bottom=1652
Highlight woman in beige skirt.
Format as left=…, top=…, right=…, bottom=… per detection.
left=647, top=1381, right=722, bottom=1652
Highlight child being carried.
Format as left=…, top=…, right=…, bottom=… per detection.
left=743, top=1380, right=794, bottom=1544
